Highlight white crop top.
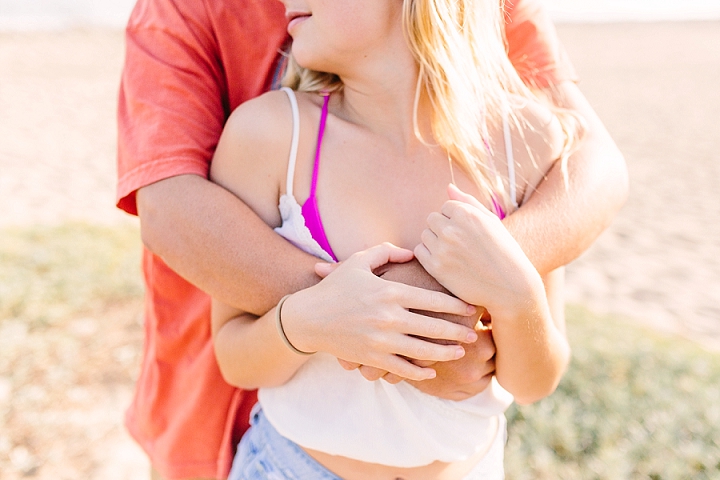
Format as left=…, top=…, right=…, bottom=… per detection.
left=260, top=88, right=515, bottom=467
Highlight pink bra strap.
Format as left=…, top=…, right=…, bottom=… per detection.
left=309, top=94, right=330, bottom=198
left=491, top=195, right=506, bottom=220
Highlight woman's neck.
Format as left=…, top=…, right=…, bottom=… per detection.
left=334, top=55, right=435, bottom=156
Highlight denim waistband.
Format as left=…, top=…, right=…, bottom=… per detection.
left=230, top=404, right=505, bottom=479
left=229, top=404, right=342, bottom=480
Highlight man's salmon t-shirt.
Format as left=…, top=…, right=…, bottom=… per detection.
left=115, top=0, right=576, bottom=478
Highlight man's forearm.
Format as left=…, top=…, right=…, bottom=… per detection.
left=377, top=259, right=496, bottom=400
left=137, top=174, right=321, bottom=315
left=503, top=81, right=628, bottom=275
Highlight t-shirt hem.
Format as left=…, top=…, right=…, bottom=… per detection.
left=116, top=156, right=210, bottom=216
left=125, top=410, right=233, bottom=480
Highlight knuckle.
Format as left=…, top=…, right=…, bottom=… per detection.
left=428, top=290, right=442, bottom=310
left=427, top=211, right=439, bottom=223
left=478, top=343, right=496, bottom=360
left=380, top=241, right=395, bottom=251
left=432, top=224, right=445, bottom=241
left=442, top=225, right=461, bottom=245
left=414, top=342, right=433, bottom=360
left=365, top=334, right=383, bottom=353
left=486, top=358, right=496, bottom=373
left=476, top=333, right=496, bottom=358
left=461, top=365, right=483, bottom=383
left=381, top=283, right=400, bottom=302
left=396, top=316, right=413, bottom=334
left=424, top=319, right=443, bottom=338
left=457, top=203, right=473, bottom=217
left=417, top=251, right=434, bottom=269
left=375, top=311, right=397, bottom=330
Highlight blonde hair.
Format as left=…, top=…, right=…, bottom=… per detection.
left=282, top=0, right=582, bottom=210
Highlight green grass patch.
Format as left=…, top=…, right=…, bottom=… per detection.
left=2, top=224, right=719, bottom=478
left=506, top=305, right=720, bottom=479
left=0, top=223, right=143, bottom=325
left=0, top=223, right=145, bottom=477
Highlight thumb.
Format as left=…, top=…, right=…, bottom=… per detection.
left=352, top=242, right=415, bottom=272
left=315, top=261, right=341, bottom=278
left=447, top=183, right=487, bottom=211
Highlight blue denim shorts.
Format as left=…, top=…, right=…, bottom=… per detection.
left=228, top=405, right=342, bottom=480
left=229, top=405, right=506, bottom=480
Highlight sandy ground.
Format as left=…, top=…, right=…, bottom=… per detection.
left=0, top=22, right=718, bottom=479
left=557, top=22, right=720, bottom=348
left=0, top=30, right=147, bottom=480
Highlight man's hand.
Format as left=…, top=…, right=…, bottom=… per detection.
left=404, top=325, right=495, bottom=401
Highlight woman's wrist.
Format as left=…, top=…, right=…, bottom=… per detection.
left=276, top=289, right=319, bottom=355
left=275, top=294, right=316, bottom=355
left=485, top=272, right=549, bottom=325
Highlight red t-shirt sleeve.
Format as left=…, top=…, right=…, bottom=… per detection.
left=116, top=0, right=227, bottom=215
left=505, top=0, right=578, bottom=89
left=116, top=0, right=573, bottom=215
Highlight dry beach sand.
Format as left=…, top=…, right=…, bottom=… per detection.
left=558, top=22, right=720, bottom=347
left=0, top=21, right=719, bottom=479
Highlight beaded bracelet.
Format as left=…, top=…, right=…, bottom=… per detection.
left=275, top=294, right=315, bottom=356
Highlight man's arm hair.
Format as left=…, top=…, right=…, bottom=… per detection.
left=121, top=2, right=302, bottom=316
left=137, top=175, right=321, bottom=315
left=503, top=80, right=628, bottom=275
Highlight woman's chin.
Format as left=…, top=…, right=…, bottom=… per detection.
left=291, top=44, right=337, bottom=75
left=292, top=55, right=319, bottom=73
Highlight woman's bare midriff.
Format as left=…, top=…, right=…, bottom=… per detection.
left=303, top=417, right=499, bottom=480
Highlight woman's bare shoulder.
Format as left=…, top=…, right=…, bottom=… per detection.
left=209, top=90, right=296, bottom=225
left=218, top=89, right=295, bottom=162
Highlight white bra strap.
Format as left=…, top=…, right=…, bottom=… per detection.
left=281, top=87, right=300, bottom=196
left=502, top=112, right=518, bottom=209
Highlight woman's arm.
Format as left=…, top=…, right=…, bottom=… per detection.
left=209, top=93, right=480, bottom=388
left=212, top=304, right=309, bottom=389
left=212, top=244, right=479, bottom=388
left=492, top=267, right=568, bottom=404
left=415, top=185, right=570, bottom=403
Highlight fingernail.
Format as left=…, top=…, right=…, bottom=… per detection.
left=466, top=331, right=478, bottom=343
left=455, top=347, right=466, bottom=359
left=426, top=369, right=437, bottom=379
left=467, top=305, right=477, bottom=315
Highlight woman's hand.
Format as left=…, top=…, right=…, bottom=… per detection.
left=415, top=184, right=544, bottom=316
left=340, top=324, right=496, bottom=400
left=336, top=259, right=498, bottom=399
left=278, top=243, right=479, bottom=381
